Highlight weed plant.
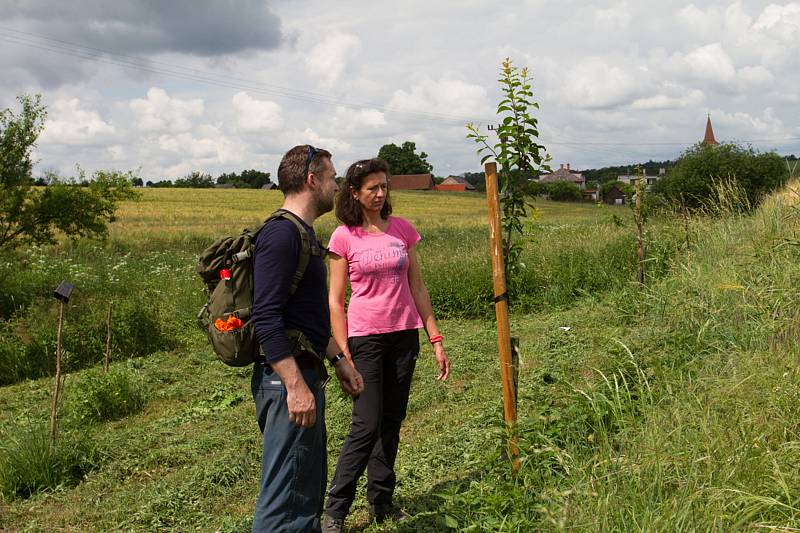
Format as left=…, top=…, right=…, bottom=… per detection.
left=64, top=365, right=147, bottom=424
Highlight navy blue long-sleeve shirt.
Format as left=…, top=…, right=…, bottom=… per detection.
left=251, top=215, right=330, bottom=363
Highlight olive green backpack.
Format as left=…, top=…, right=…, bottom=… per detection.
left=195, top=209, right=324, bottom=366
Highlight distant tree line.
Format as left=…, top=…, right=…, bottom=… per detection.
left=143, top=169, right=272, bottom=189
left=456, top=145, right=793, bottom=208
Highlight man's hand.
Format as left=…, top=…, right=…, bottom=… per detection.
left=285, top=379, right=316, bottom=427
left=270, top=357, right=316, bottom=427
left=335, top=361, right=364, bottom=396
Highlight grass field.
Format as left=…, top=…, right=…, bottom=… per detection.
left=2, top=187, right=800, bottom=531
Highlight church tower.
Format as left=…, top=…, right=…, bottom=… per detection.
left=703, top=114, right=718, bottom=145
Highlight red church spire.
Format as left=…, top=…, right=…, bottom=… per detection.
left=703, top=114, right=718, bottom=145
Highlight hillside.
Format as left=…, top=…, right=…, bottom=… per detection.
left=2, top=187, right=800, bottom=530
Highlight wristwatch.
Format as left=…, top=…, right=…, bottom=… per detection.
left=327, top=351, right=346, bottom=368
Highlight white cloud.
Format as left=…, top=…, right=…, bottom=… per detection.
left=676, top=4, right=721, bottom=36
left=737, top=65, right=775, bottom=88
left=753, top=3, right=800, bottom=42
left=388, top=77, right=492, bottom=119
left=298, top=128, right=352, bottom=153
left=681, top=43, right=737, bottom=84
left=129, top=87, right=204, bottom=132
left=231, top=92, right=283, bottom=132
left=632, top=90, right=705, bottom=110
left=108, top=145, right=126, bottom=161
left=39, top=98, right=115, bottom=145
left=305, top=32, right=360, bottom=88
left=556, top=58, right=644, bottom=109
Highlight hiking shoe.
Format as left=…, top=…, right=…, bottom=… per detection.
left=369, top=503, right=407, bottom=524
left=322, top=513, right=344, bottom=533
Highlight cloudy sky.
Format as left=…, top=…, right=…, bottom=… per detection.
left=1, top=0, right=798, bottom=181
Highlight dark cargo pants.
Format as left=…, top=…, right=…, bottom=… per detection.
left=251, top=360, right=328, bottom=533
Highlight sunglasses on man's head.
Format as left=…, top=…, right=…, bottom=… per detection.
left=304, top=145, right=319, bottom=177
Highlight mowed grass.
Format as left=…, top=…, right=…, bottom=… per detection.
left=4, top=186, right=800, bottom=530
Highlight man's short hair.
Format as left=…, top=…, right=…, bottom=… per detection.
left=277, top=145, right=332, bottom=195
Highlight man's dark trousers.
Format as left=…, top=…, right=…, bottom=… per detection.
left=251, top=360, right=327, bottom=533
left=326, top=329, right=418, bottom=519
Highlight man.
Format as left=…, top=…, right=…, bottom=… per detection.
left=250, top=145, right=364, bottom=532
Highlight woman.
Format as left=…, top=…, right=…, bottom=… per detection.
left=322, top=158, right=450, bottom=530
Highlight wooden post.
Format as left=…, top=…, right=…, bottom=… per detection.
left=103, top=302, right=113, bottom=373
left=680, top=193, right=690, bottom=251
left=50, top=300, right=65, bottom=443
left=484, top=161, right=520, bottom=472
left=634, top=176, right=645, bottom=286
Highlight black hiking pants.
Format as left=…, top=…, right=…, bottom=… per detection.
left=325, top=329, right=419, bottom=519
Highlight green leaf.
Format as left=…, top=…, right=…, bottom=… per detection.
left=442, top=515, right=459, bottom=529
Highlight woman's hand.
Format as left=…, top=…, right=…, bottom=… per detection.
left=433, top=342, right=450, bottom=381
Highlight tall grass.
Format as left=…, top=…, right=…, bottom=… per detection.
left=0, top=424, right=96, bottom=499
left=433, top=183, right=800, bottom=530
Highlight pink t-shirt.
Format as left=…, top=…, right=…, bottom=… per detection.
left=328, top=216, right=424, bottom=337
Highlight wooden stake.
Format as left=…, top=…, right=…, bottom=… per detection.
left=635, top=176, right=645, bottom=286
left=484, top=161, right=520, bottom=472
left=50, top=300, right=65, bottom=443
left=103, top=302, right=113, bottom=373
left=680, top=193, right=690, bottom=251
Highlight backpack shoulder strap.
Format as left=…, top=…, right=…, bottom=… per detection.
left=268, top=209, right=323, bottom=296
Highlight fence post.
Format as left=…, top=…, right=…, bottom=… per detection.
left=484, top=161, right=520, bottom=472
left=103, top=302, right=113, bottom=373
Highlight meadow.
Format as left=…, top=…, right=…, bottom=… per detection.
left=2, top=186, right=800, bottom=531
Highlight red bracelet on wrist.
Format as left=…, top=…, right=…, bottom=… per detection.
left=429, top=334, right=443, bottom=345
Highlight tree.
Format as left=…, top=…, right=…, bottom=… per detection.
left=467, top=58, right=551, bottom=278
left=653, top=142, right=787, bottom=210
left=1, top=95, right=139, bottom=250
left=543, top=181, right=582, bottom=202
left=217, top=169, right=271, bottom=188
left=174, top=171, right=214, bottom=188
left=377, top=141, right=434, bottom=175
left=131, top=176, right=144, bottom=187
left=601, top=180, right=632, bottom=198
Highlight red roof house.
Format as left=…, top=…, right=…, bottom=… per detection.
left=538, top=164, right=586, bottom=189
left=390, top=173, right=434, bottom=190
left=434, top=175, right=476, bottom=192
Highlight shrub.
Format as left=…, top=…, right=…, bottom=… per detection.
left=543, top=181, right=582, bottom=202
left=64, top=366, right=148, bottom=424
left=654, top=142, right=787, bottom=210
left=0, top=424, right=96, bottom=499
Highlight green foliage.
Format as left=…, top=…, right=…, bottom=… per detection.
left=0, top=423, right=96, bottom=499
left=601, top=180, right=632, bottom=198
left=64, top=365, right=147, bottom=424
left=0, top=244, right=185, bottom=385
left=0, top=96, right=140, bottom=250
left=467, top=58, right=551, bottom=282
left=654, top=142, right=787, bottom=209
left=582, top=159, right=674, bottom=184
left=543, top=180, right=582, bottom=202
left=217, top=169, right=272, bottom=189
left=146, top=179, right=173, bottom=187
left=174, top=171, right=214, bottom=188
left=377, top=141, right=434, bottom=175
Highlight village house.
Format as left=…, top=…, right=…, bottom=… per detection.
left=604, top=185, right=627, bottom=205
left=390, top=173, right=434, bottom=190
left=435, top=175, right=476, bottom=192
left=617, top=168, right=666, bottom=191
left=538, top=163, right=586, bottom=189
